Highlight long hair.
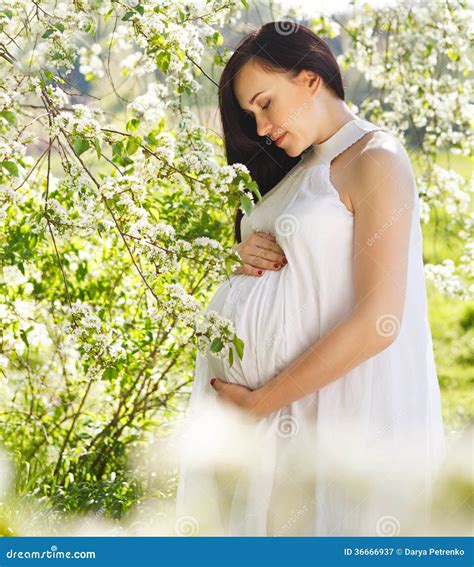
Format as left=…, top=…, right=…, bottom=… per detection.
left=218, top=22, right=345, bottom=243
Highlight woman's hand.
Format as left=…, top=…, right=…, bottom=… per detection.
left=210, top=377, right=269, bottom=419
left=231, top=230, right=288, bottom=277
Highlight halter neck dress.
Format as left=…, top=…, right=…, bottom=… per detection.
left=175, top=118, right=446, bottom=536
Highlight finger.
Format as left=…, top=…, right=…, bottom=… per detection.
left=254, top=237, right=287, bottom=258
left=238, top=253, right=286, bottom=273
left=211, top=377, right=224, bottom=391
left=255, top=231, right=276, bottom=242
left=240, top=263, right=266, bottom=277
left=246, top=255, right=282, bottom=272
left=252, top=246, right=287, bottom=267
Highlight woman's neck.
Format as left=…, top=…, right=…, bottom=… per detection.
left=315, top=99, right=358, bottom=145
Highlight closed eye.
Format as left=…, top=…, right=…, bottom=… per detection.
left=243, top=100, right=271, bottom=118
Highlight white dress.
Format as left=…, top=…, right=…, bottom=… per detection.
left=175, top=118, right=446, bottom=536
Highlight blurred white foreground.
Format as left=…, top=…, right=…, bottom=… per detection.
left=0, top=404, right=471, bottom=536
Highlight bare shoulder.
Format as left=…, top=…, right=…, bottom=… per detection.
left=355, top=130, right=412, bottom=179
left=350, top=130, right=415, bottom=201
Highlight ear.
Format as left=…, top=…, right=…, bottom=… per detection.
left=296, top=69, right=322, bottom=95
left=307, top=72, right=322, bottom=96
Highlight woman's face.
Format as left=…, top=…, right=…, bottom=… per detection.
left=233, top=59, right=323, bottom=157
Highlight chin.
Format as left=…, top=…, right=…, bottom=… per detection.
left=280, top=139, right=304, bottom=158
left=283, top=146, right=299, bottom=158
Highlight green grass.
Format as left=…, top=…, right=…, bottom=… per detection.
left=435, top=150, right=473, bottom=180
left=428, top=285, right=474, bottom=435
left=421, top=151, right=473, bottom=435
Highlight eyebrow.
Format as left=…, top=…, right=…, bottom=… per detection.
left=242, top=90, right=266, bottom=116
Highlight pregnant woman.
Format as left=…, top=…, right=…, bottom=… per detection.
left=175, top=22, right=446, bottom=536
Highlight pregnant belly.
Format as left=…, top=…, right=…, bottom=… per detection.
left=205, top=268, right=312, bottom=390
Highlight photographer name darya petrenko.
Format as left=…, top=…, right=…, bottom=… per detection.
left=404, top=548, right=465, bottom=557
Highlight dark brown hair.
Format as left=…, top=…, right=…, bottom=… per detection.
left=218, top=21, right=345, bottom=243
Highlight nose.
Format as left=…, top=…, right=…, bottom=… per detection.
left=255, top=115, right=273, bottom=138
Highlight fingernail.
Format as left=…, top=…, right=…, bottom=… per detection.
left=210, top=378, right=216, bottom=386
left=258, top=270, right=263, bottom=276
left=281, top=258, right=288, bottom=265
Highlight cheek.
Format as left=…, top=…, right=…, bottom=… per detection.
left=293, top=102, right=315, bottom=137
left=284, top=97, right=310, bottom=131
left=283, top=111, right=304, bottom=135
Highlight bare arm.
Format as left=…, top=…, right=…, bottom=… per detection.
left=251, top=135, right=416, bottom=417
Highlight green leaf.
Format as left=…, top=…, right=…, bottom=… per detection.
left=19, top=331, right=28, bottom=347
left=104, top=8, right=114, bottom=21
left=228, top=347, right=234, bottom=368
left=154, top=278, right=165, bottom=294
left=210, top=337, right=224, bottom=353
left=156, top=51, right=171, bottom=74
left=20, top=328, right=31, bottom=347
left=126, top=118, right=140, bottom=132
left=225, top=254, right=240, bottom=277
left=116, top=155, right=133, bottom=167
left=42, top=28, right=55, bottom=39
left=248, top=179, right=261, bottom=200
left=0, top=110, right=17, bottom=125
left=447, top=49, right=460, bottom=62
left=77, top=261, right=88, bottom=281
left=240, top=193, right=253, bottom=216
left=2, top=161, right=19, bottom=176
left=54, top=22, right=65, bottom=33
left=241, top=0, right=249, bottom=8
left=112, top=141, right=124, bottom=157
left=122, top=11, right=135, bottom=21
left=73, top=137, right=90, bottom=156
left=126, top=136, right=140, bottom=155
left=94, top=138, right=102, bottom=159
left=134, top=5, right=145, bottom=15
left=101, top=366, right=119, bottom=381
left=232, top=336, right=245, bottom=360
left=144, top=131, right=158, bottom=146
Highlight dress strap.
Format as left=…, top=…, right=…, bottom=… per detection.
left=314, top=118, right=387, bottom=163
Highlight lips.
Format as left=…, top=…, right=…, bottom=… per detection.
left=273, top=132, right=287, bottom=146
